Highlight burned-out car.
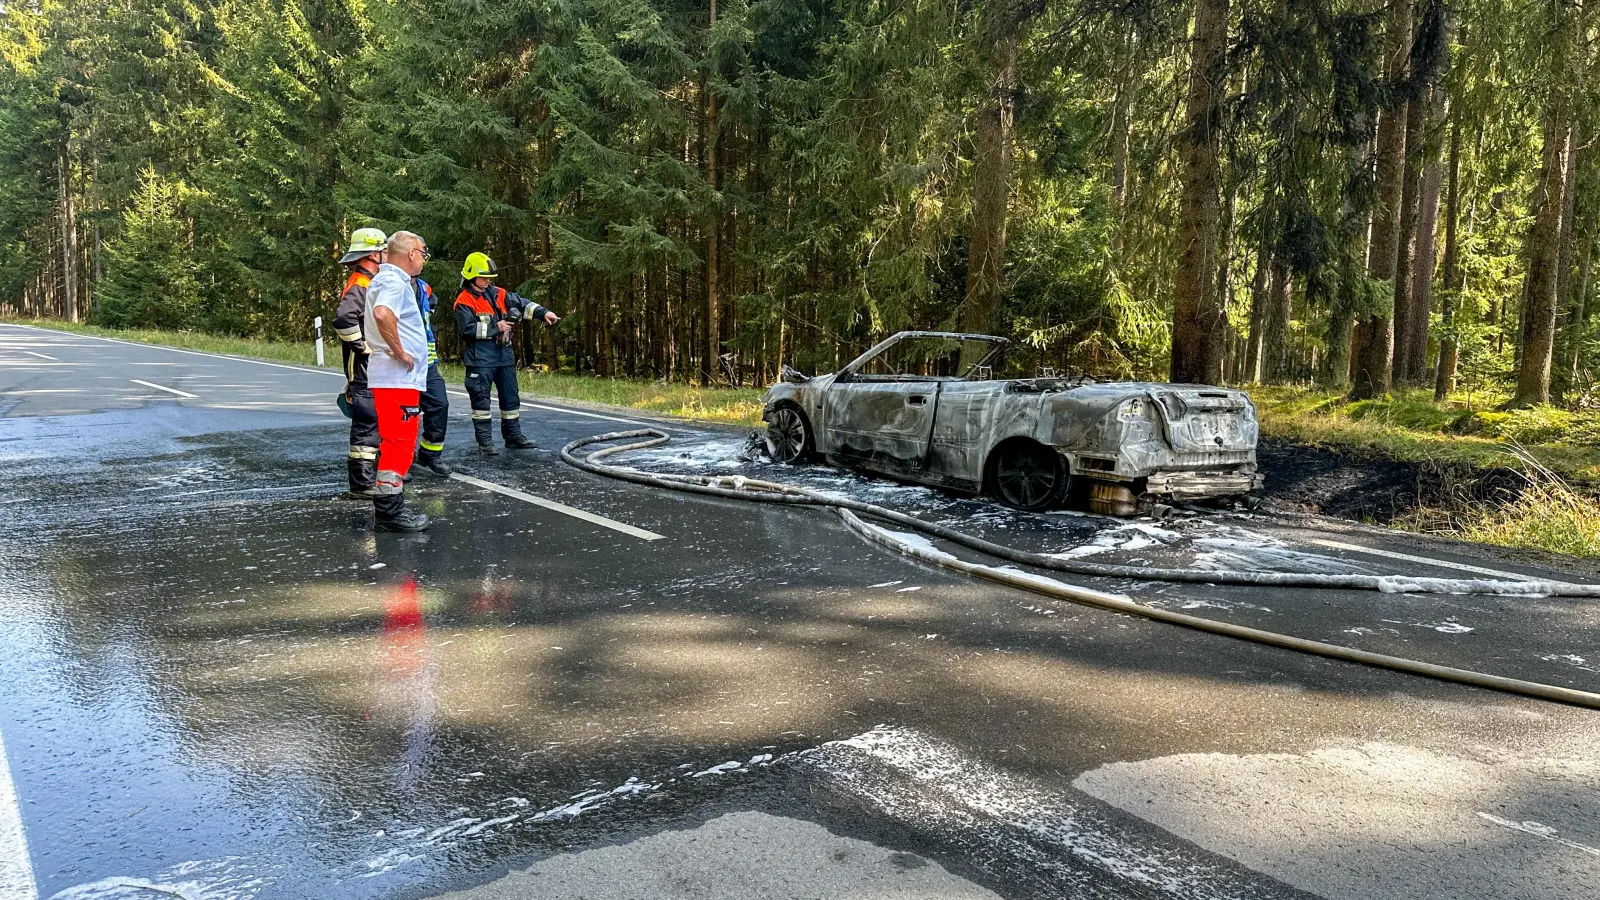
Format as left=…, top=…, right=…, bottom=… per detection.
left=761, top=331, right=1262, bottom=514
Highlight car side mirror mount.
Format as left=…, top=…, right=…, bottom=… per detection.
left=781, top=365, right=811, bottom=384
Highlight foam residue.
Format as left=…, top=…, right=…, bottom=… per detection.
left=1375, top=575, right=1554, bottom=596
left=50, top=857, right=269, bottom=900
left=1189, top=528, right=1370, bottom=576
left=800, top=726, right=1290, bottom=898
left=1049, top=523, right=1181, bottom=559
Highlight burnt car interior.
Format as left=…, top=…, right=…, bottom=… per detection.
left=843, top=334, right=1006, bottom=382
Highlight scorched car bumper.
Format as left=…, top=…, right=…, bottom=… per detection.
left=1144, top=469, right=1264, bottom=501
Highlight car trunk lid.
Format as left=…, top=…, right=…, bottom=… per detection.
left=1152, top=389, right=1257, bottom=454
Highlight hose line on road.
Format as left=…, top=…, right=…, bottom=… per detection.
left=562, top=429, right=1600, bottom=710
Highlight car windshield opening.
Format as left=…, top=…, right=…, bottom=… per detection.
left=855, top=335, right=1007, bottom=381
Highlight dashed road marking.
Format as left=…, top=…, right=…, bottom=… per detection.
left=129, top=379, right=200, bottom=399
left=19, top=352, right=54, bottom=361
left=1477, top=812, right=1600, bottom=857
left=0, top=726, right=39, bottom=900
left=1304, top=538, right=1549, bottom=583
left=449, top=472, right=664, bottom=541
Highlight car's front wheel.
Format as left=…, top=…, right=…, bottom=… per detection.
left=766, top=405, right=813, bottom=464
left=989, top=441, right=1066, bottom=511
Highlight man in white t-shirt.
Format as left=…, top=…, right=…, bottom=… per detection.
left=361, top=230, right=433, bottom=532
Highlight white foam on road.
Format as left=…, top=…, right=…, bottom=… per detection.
left=0, top=726, right=37, bottom=900
left=800, top=726, right=1284, bottom=899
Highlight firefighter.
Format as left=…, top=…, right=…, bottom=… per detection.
left=412, top=274, right=452, bottom=476
left=453, top=252, right=560, bottom=454
left=332, top=227, right=387, bottom=497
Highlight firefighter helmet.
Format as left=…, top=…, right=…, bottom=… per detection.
left=461, top=252, right=498, bottom=280
left=340, top=227, right=389, bottom=264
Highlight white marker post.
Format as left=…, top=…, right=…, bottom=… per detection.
left=313, top=316, right=325, bottom=367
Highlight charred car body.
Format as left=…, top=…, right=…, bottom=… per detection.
left=761, top=331, right=1263, bottom=514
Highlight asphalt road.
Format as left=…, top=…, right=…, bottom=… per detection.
left=0, top=322, right=1596, bottom=900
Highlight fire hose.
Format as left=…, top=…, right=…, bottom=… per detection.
left=562, top=428, right=1600, bottom=710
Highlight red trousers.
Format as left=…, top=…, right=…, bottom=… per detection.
left=371, top=387, right=421, bottom=487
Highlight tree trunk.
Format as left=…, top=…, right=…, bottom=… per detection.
left=1392, top=93, right=1426, bottom=385
left=1570, top=238, right=1593, bottom=384
left=58, top=148, right=78, bottom=323
left=1243, top=233, right=1269, bottom=382
left=1409, top=112, right=1445, bottom=384
left=1434, top=115, right=1463, bottom=401
left=1350, top=0, right=1413, bottom=399
left=1511, top=88, right=1575, bottom=406
left=1169, top=0, right=1230, bottom=384
left=1556, top=131, right=1580, bottom=318
left=1261, top=257, right=1294, bottom=382
left=701, top=0, right=721, bottom=386
left=961, top=2, right=1021, bottom=336
left=1109, top=23, right=1138, bottom=222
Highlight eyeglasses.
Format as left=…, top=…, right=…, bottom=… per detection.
left=414, top=247, right=431, bottom=261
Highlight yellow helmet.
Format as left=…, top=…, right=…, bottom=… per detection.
left=340, top=227, right=388, bottom=264
left=461, top=252, right=498, bottom=280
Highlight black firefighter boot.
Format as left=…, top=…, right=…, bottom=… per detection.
left=415, top=447, right=454, bottom=477
left=347, top=455, right=380, bottom=499
left=502, top=413, right=536, bottom=450
left=473, top=414, right=499, bottom=455
left=373, top=477, right=430, bottom=533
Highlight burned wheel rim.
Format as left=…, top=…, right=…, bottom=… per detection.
left=993, top=443, right=1063, bottom=511
left=767, top=407, right=810, bottom=464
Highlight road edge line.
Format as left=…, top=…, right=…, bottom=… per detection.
left=1303, top=538, right=1552, bottom=583
left=0, top=726, right=39, bottom=900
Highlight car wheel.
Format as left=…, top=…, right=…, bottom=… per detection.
left=766, top=405, right=813, bottom=464
left=991, top=441, right=1066, bottom=511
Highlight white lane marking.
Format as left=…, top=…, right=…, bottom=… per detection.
left=449, top=472, right=663, bottom=541
left=0, top=726, right=40, bottom=900
left=128, top=379, right=200, bottom=399
left=447, top=393, right=656, bottom=428
left=1477, top=813, right=1600, bottom=857
left=525, top=402, right=652, bottom=427
left=1304, top=538, right=1551, bottom=583
left=0, top=390, right=83, bottom=395
left=19, top=351, right=54, bottom=361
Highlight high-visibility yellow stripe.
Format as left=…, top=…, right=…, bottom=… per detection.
left=471, top=411, right=493, bottom=420
left=501, top=410, right=519, bottom=420
left=335, top=326, right=363, bottom=341
left=348, top=446, right=378, bottom=460
left=420, top=440, right=444, bottom=452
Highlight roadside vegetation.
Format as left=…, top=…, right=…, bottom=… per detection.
left=1253, top=387, right=1600, bottom=482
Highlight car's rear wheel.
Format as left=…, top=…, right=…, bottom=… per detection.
left=990, top=441, right=1066, bottom=511
left=766, top=405, right=813, bottom=464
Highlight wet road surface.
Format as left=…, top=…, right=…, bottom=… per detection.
left=1, top=323, right=1597, bottom=900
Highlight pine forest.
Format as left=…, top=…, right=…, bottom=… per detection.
left=1, top=0, right=1597, bottom=404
